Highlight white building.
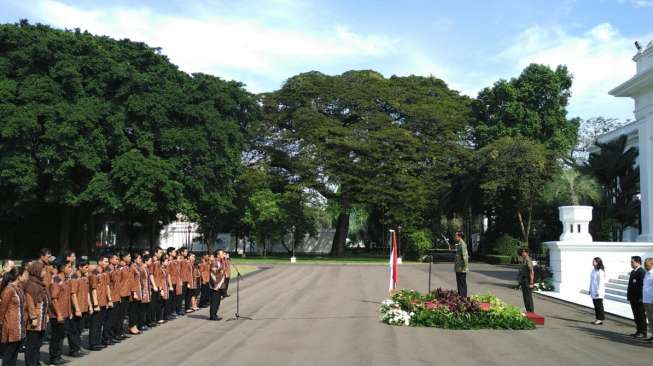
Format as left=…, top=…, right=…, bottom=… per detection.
left=542, top=40, right=653, bottom=319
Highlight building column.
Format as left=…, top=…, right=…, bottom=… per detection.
left=639, top=118, right=653, bottom=242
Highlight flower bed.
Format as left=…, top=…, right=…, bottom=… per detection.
left=379, top=289, right=535, bottom=330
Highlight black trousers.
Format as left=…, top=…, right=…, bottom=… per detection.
left=138, top=302, right=150, bottom=326
left=592, top=299, right=605, bottom=321
left=167, top=290, right=176, bottom=319
left=224, top=277, right=230, bottom=294
left=630, top=300, right=647, bottom=334
left=150, top=291, right=161, bottom=322
left=90, top=307, right=106, bottom=346
left=49, top=319, right=65, bottom=361
left=1, top=340, right=21, bottom=366
left=129, top=300, right=140, bottom=327
left=25, top=331, right=42, bottom=366
left=178, top=283, right=187, bottom=314
left=67, top=315, right=84, bottom=353
left=184, top=282, right=193, bottom=311
left=455, top=272, right=467, bottom=298
left=200, top=283, right=209, bottom=306
left=209, top=290, right=223, bottom=319
left=115, top=297, right=129, bottom=334
left=104, top=303, right=119, bottom=341
left=521, top=281, right=534, bottom=312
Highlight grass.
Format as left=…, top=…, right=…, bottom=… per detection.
left=231, top=264, right=259, bottom=276
left=230, top=255, right=415, bottom=265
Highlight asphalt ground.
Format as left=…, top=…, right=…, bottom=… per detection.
left=18, top=262, right=653, bottom=366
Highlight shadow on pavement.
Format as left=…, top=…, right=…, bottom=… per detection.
left=572, top=325, right=653, bottom=348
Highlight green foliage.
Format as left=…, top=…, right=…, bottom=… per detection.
left=403, top=229, right=433, bottom=260
left=542, top=169, right=601, bottom=206
left=473, top=64, right=579, bottom=158
left=380, top=289, right=534, bottom=330
left=482, top=255, right=512, bottom=265
left=479, top=136, right=555, bottom=243
left=492, top=234, right=525, bottom=258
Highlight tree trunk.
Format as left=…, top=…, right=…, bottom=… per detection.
left=516, top=209, right=527, bottom=244
left=331, top=211, right=350, bottom=257
left=206, top=229, right=214, bottom=255
left=59, top=206, right=71, bottom=255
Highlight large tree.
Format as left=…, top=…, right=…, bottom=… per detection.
left=473, top=64, right=580, bottom=158
left=260, top=71, right=471, bottom=256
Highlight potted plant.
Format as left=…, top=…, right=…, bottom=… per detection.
left=543, top=169, right=601, bottom=242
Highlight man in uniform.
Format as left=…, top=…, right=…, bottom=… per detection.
left=89, top=255, right=111, bottom=350
left=453, top=231, right=469, bottom=297
left=68, top=259, right=92, bottom=358
left=517, top=248, right=535, bottom=313
left=49, top=261, right=72, bottom=365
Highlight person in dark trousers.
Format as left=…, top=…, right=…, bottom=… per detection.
left=627, top=256, right=647, bottom=338
left=23, top=261, right=49, bottom=366
left=68, top=260, right=92, bottom=358
left=208, top=257, right=226, bottom=321
left=49, top=261, right=73, bottom=365
left=0, top=267, right=27, bottom=366
left=517, top=248, right=535, bottom=313
left=588, top=257, right=606, bottom=325
left=89, top=256, right=110, bottom=351
left=642, top=258, right=653, bottom=342
left=453, top=231, right=469, bottom=297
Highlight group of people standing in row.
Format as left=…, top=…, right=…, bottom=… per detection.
left=589, top=255, right=653, bottom=342
left=453, top=231, right=653, bottom=343
left=0, top=246, right=232, bottom=366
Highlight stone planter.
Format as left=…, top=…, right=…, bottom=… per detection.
left=558, top=206, right=593, bottom=242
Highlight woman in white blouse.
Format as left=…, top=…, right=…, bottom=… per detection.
left=643, top=258, right=653, bottom=342
left=589, top=257, right=606, bottom=325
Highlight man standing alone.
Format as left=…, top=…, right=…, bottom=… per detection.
left=627, top=256, right=647, bottom=338
left=454, top=231, right=469, bottom=297
left=517, top=248, right=535, bottom=313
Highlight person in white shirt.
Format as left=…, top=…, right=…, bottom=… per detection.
left=589, top=257, right=606, bottom=325
left=642, top=258, right=653, bottom=342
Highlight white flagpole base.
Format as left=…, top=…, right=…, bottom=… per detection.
left=290, top=256, right=297, bottom=263
left=397, top=257, right=403, bottom=264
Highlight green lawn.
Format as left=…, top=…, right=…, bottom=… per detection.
left=230, top=255, right=415, bottom=265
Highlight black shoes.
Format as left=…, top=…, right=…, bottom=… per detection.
left=89, top=345, right=105, bottom=351
left=630, top=332, right=646, bottom=338
left=209, top=316, right=222, bottom=321
left=68, top=351, right=84, bottom=358
left=49, top=357, right=69, bottom=365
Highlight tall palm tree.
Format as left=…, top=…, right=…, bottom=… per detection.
left=585, top=135, right=639, bottom=241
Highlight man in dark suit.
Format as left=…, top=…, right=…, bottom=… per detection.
left=627, top=256, right=647, bottom=338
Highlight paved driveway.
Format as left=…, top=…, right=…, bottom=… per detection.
left=30, top=262, right=652, bottom=366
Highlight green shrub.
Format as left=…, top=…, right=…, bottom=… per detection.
left=403, top=229, right=432, bottom=260
left=380, top=289, right=535, bottom=330
left=483, top=255, right=512, bottom=265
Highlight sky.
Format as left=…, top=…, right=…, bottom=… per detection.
left=2, top=0, right=652, bottom=121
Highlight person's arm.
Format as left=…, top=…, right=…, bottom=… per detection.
left=87, top=291, right=94, bottom=314
left=50, top=283, right=64, bottom=323
left=0, top=288, right=10, bottom=329
left=106, top=281, right=113, bottom=308
left=150, top=270, right=158, bottom=292
left=71, top=280, right=81, bottom=317
left=25, top=293, right=39, bottom=327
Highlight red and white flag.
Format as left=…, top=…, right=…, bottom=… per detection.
left=388, top=229, right=398, bottom=291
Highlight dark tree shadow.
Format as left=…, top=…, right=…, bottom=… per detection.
left=573, top=325, right=652, bottom=348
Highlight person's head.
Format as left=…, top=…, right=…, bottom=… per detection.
left=644, top=258, right=653, bottom=271
left=78, top=259, right=90, bottom=275
left=64, top=250, right=76, bottom=265
left=179, top=248, right=188, bottom=258
left=133, top=252, right=143, bottom=265
left=98, top=255, right=109, bottom=269
left=631, top=256, right=642, bottom=269
left=454, top=231, right=464, bottom=242
left=189, top=253, right=196, bottom=263
left=154, top=248, right=163, bottom=259
left=39, top=248, right=52, bottom=264
left=56, top=262, right=72, bottom=277
left=592, top=257, right=605, bottom=271
left=119, top=251, right=131, bottom=264
left=27, top=261, right=45, bottom=280
left=2, top=259, right=15, bottom=274
left=109, top=254, right=119, bottom=266
left=518, top=248, right=529, bottom=259
left=161, top=253, right=169, bottom=266
left=217, top=250, right=225, bottom=259
left=17, top=266, right=28, bottom=283
left=166, top=247, right=177, bottom=258
left=0, top=267, right=20, bottom=293
left=143, top=254, right=151, bottom=265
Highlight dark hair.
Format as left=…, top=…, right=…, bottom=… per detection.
left=39, top=248, right=51, bottom=257
left=77, top=259, right=89, bottom=268
left=55, top=261, right=68, bottom=272
left=518, top=248, right=529, bottom=255
left=97, top=254, right=109, bottom=262
left=64, top=250, right=75, bottom=258
left=142, top=254, right=151, bottom=261
left=119, top=251, right=130, bottom=260
left=593, top=257, right=605, bottom=271
left=632, top=256, right=642, bottom=264
left=0, top=267, right=19, bottom=294
left=455, top=231, right=465, bottom=239
left=166, top=247, right=176, bottom=255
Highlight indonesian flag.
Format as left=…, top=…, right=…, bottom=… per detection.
left=388, top=229, right=398, bottom=291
